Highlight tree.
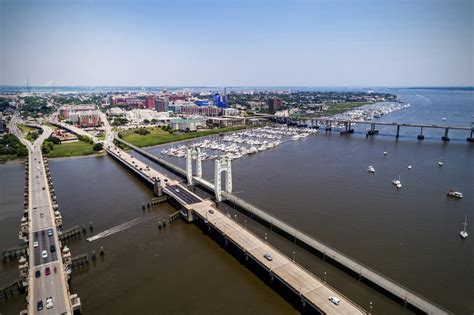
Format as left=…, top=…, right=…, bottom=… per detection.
left=48, top=136, right=61, bottom=144
left=143, top=119, right=150, bottom=124
left=93, top=143, right=104, bottom=151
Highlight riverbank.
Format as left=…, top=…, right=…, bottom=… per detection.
left=119, top=125, right=252, bottom=148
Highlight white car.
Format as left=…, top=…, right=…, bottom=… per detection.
left=33, top=241, right=39, bottom=248
left=41, top=250, right=48, bottom=259
left=46, top=297, right=53, bottom=309
left=328, top=296, right=340, bottom=305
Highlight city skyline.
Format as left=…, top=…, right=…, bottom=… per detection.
left=1, top=0, right=473, bottom=87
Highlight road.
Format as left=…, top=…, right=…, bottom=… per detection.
left=11, top=115, right=73, bottom=314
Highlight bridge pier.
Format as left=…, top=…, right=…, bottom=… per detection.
left=417, top=126, right=424, bottom=140
left=442, top=128, right=450, bottom=141
left=365, top=123, right=379, bottom=137
left=396, top=125, right=400, bottom=138
left=467, top=129, right=474, bottom=142
left=340, top=121, right=354, bottom=135
left=325, top=120, right=331, bottom=131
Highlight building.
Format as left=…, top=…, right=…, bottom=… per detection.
left=170, top=118, right=206, bottom=132
left=267, top=97, right=283, bottom=113
left=195, top=99, right=209, bottom=106
left=111, top=96, right=145, bottom=108
left=125, top=109, right=170, bottom=124
left=59, top=105, right=96, bottom=119
left=213, top=93, right=228, bottom=108
left=222, top=108, right=240, bottom=116
left=106, top=107, right=126, bottom=117
left=208, top=117, right=245, bottom=128
left=145, top=96, right=156, bottom=110
left=179, top=105, right=221, bottom=116
left=69, top=110, right=101, bottom=127
left=155, top=97, right=169, bottom=112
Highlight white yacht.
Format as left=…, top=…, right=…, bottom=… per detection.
left=392, top=174, right=402, bottom=188
left=368, top=165, right=376, bottom=173
left=407, top=165, right=412, bottom=169
left=460, top=216, right=468, bottom=239
left=438, top=161, right=444, bottom=166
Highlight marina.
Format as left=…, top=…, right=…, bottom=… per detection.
left=160, top=126, right=317, bottom=161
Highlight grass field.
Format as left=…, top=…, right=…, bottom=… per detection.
left=120, top=125, right=251, bottom=147
left=45, top=141, right=98, bottom=158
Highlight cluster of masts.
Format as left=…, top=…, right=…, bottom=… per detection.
left=368, top=152, right=468, bottom=239
left=160, top=126, right=317, bottom=160
left=330, top=103, right=411, bottom=123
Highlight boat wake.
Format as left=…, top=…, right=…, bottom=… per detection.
left=87, top=216, right=155, bottom=242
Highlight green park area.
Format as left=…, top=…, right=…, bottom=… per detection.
left=119, top=125, right=251, bottom=147
left=0, top=134, right=28, bottom=163
left=17, top=124, right=41, bottom=142
left=43, top=135, right=103, bottom=158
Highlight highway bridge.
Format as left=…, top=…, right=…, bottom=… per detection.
left=105, top=140, right=367, bottom=314
left=10, top=116, right=80, bottom=314
left=259, top=114, right=474, bottom=142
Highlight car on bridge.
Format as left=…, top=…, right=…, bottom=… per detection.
left=45, top=267, right=51, bottom=276
left=329, top=296, right=340, bottom=305
left=35, top=270, right=41, bottom=278
left=36, top=300, right=43, bottom=311
left=46, top=297, right=53, bottom=309
left=47, top=229, right=53, bottom=236
left=50, top=245, right=56, bottom=253
left=263, top=254, right=273, bottom=261
left=42, top=250, right=48, bottom=259
left=33, top=241, right=39, bottom=248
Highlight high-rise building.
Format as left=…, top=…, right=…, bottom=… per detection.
left=145, top=95, right=156, bottom=110
left=267, top=97, right=283, bottom=113
left=155, top=97, right=169, bottom=112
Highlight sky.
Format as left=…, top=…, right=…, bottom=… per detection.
left=0, top=0, right=472, bottom=87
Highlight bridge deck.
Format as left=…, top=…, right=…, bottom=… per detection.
left=17, top=125, right=73, bottom=315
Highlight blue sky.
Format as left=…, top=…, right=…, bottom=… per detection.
left=1, top=0, right=472, bottom=87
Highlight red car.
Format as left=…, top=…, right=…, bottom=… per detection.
left=45, top=267, right=51, bottom=276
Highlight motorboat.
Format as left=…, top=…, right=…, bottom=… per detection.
left=447, top=190, right=463, bottom=198
left=460, top=215, right=468, bottom=239
left=368, top=166, right=375, bottom=173
left=392, top=174, right=402, bottom=188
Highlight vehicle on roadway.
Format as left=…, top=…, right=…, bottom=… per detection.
left=263, top=254, right=273, bottom=261
left=33, top=241, right=39, bottom=248
left=47, top=229, right=53, bottom=236
left=36, top=300, right=43, bottom=311
left=42, top=250, right=48, bottom=259
left=328, top=296, right=341, bottom=305
left=208, top=209, right=214, bottom=214
left=46, top=297, right=53, bottom=309
left=35, top=270, right=41, bottom=278
left=45, top=267, right=51, bottom=276
left=50, top=245, right=56, bottom=253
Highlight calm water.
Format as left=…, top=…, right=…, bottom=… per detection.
left=1, top=89, right=473, bottom=314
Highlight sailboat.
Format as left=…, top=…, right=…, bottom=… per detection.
left=460, top=215, right=468, bottom=239
left=392, top=174, right=402, bottom=188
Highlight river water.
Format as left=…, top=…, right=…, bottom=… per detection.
left=1, top=89, right=473, bottom=314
